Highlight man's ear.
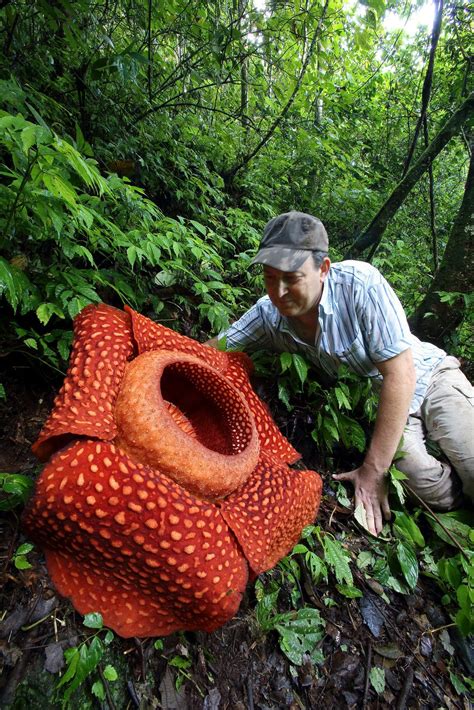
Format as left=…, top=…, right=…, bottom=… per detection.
left=320, top=257, right=331, bottom=281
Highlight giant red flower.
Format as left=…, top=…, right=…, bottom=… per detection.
left=23, top=304, right=322, bottom=638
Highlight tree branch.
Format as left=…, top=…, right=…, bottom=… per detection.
left=402, top=0, right=443, bottom=177
left=223, top=0, right=330, bottom=182
left=345, top=92, right=474, bottom=257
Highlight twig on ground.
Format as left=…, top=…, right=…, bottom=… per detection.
left=403, top=482, right=470, bottom=561
left=134, top=637, right=146, bottom=681
left=247, top=676, right=254, bottom=710
left=396, top=666, right=414, bottom=710
left=362, top=641, right=372, bottom=709
left=127, top=680, right=140, bottom=708
left=98, top=664, right=117, bottom=710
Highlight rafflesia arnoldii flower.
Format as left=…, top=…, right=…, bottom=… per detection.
left=23, top=304, right=322, bottom=638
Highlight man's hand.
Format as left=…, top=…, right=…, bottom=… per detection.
left=332, top=349, right=415, bottom=536
left=333, top=464, right=391, bottom=536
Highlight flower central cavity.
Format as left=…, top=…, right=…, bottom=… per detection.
left=161, top=361, right=255, bottom=456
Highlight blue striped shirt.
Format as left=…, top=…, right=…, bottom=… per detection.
left=221, top=260, right=446, bottom=414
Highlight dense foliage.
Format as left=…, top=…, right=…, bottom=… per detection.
left=1, top=0, right=472, bottom=377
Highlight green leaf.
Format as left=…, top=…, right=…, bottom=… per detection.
left=16, top=543, right=34, bottom=555
left=335, top=483, right=351, bottom=508
left=21, top=125, right=38, bottom=153
left=305, top=552, right=327, bottom=584
left=322, top=535, right=353, bottom=585
left=0, top=257, right=20, bottom=310
left=42, top=173, right=77, bottom=206
left=338, top=414, right=366, bottom=452
left=36, top=302, right=65, bottom=325
left=389, top=468, right=408, bottom=480
left=275, top=608, right=325, bottom=665
left=280, top=352, right=293, bottom=372
left=426, top=513, right=472, bottom=547
left=0, top=473, right=34, bottom=510
left=334, top=386, right=351, bottom=409
left=91, top=680, right=105, bottom=701
left=14, top=556, right=32, bottom=569
left=169, top=655, right=191, bottom=670
left=369, top=666, right=385, bottom=694
left=389, top=467, right=406, bottom=504
left=256, top=590, right=280, bottom=631
left=278, top=381, right=292, bottom=410
left=336, top=584, right=363, bottom=598
left=189, top=219, right=207, bottom=235
left=393, top=511, right=425, bottom=548
left=292, top=354, right=308, bottom=385
left=60, top=636, right=104, bottom=703
left=56, top=647, right=80, bottom=690
left=449, top=671, right=474, bottom=695
left=127, top=245, right=137, bottom=268
left=83, top=612, right=103, bottom=629
left=357, top=551, right=374, bottom=570
left=103, top=664, right=118, bottom=681
left=396, top=541, right=418, bottom=590
left=0, top=384, right=5, bottom=400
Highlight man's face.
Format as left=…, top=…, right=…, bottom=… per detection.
left=263, top=255, right=330, bottom=318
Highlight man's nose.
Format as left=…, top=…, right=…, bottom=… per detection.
left=277, top=281, right=288, bottom=298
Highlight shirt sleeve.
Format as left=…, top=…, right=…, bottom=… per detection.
left=359, top=277, right=413, bottom=362
left=219, top=301, right=273, bottom=352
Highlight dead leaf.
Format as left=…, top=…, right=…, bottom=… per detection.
left=0, top=639, right=22, bottom=666
left=373, top=643, right=403, bottom=660
left=44, top=642, right=64, bottom=674
left=159, top=667, right=188, bottom=710
left=203, top=688, right=221, bottom=710
left=359, top=593, right=385, bottom=638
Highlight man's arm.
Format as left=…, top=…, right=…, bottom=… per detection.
left=204, top=336, right=219, bottom=348
left=334, top=348, right=416, bottom=535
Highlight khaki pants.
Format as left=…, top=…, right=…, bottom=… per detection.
left=396, top=357, right=474, bottom=510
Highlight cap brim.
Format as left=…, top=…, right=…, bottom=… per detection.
left=251, top=247, right=311, bottom=272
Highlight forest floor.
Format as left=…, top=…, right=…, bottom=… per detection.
left=0, top=360, right=472, bottom=710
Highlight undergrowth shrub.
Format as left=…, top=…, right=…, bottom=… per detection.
left=0, top=84, right=260, bottom=377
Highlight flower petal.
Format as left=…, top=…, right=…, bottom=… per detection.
left=223, top=355, right=301, bottom=464
left=126, top=306, right=228, bottom=371
left=33, top=305, right=134, bottom=461
left=220, top=454, right=322, bottom=575
left=23, top=441, right=248, bottom=638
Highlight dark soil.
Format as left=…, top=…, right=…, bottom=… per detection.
left=0, top=360, right=471, bottom=710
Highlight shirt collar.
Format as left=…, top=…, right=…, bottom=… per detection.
left=319, top=269, right=333, bottom=316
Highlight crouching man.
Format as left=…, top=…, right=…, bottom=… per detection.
left=206, top=211, right=474, bottom=535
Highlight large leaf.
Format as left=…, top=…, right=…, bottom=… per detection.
left=322, top=535, right=353, bottom=585
left=396, top=541, right=418, bottom=590
left=393, top=511, right=425, bottom=548
left=292, top=354, right=308, bottom=385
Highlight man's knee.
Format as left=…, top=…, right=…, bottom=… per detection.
left=395, top=446, right=464, bottom=511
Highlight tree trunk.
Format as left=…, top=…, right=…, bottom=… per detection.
left=409, top=144, right=473, bottom=344
left=345, top=92, right=474, bottom=258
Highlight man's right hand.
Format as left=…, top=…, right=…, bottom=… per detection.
left=333, top=464, right=391, bottom=536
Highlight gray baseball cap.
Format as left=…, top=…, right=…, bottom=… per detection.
left=251, top=211, right=328, bottom=271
